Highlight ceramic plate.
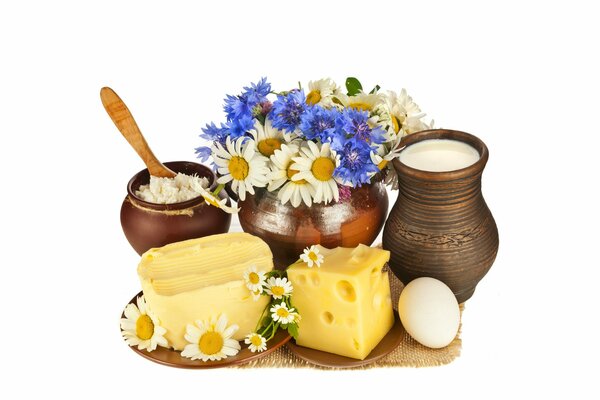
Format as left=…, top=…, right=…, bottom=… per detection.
left=121, top=292, right=292, bottom=369
left=286, top=312, right=404, bottom=368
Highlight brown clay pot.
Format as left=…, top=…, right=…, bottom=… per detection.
left=121, top=161, right=231, bottom=255
left=238, top=178, right=389, bottom=269
left=382, top=129, right=499, bottom=303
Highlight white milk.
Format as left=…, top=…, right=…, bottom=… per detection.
left=399, top=139, right=480, bottom=172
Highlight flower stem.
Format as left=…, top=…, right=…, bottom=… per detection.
left=212, top=183, right=225, bottom=197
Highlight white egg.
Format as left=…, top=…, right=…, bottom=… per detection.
left=398, top=277, right=460, bottom=348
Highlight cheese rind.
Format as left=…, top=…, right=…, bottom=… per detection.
left=137, top=233, right=273, bottom=350
left=287, top=244, right=394, bottom=360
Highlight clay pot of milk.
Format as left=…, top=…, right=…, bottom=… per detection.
left=382, top=129, right=499, bottom=303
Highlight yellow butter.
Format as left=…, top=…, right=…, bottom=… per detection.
left=137, top=233, right=273, bottom=350
left=287, top=244, right=394, bottom=360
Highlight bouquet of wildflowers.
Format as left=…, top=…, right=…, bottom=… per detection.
left=196, top=77, right=432, bottom=211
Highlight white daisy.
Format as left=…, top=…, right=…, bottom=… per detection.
left=197, top=187, right=240, bottom=214
left=250, top=289, right=263, bottom=301
left=243, top=265, right=267, bottom=293
left=213, top=136, right=270, bottom=201
left=334, top=90, right=383, bottom=112
left=267, top=143, right=316, bottom=208
left=377, top=89, right=430, bottom=137
left=305, top=78, right=339, bottom=107
left=181, top=314, right=241, bottom=361
left=265, top=276, right=293, bottom=299
left=290, top=141, right=340, bottom=205
left=270, top=302, right=298, bottom=325
left=249, top=119, right=291, bottom=157
left=120, top=295, right=168, bottom=352
left=300, top=245, right=324, bottom=268
left=244, top=333, right=267, bottom=353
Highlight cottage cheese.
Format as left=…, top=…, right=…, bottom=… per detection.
left=135, top=173, right=209, bottom=204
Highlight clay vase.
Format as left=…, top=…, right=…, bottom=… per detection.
left=382, top=129, right=499, bottom=303
left=121, top=161, right=232, bottom=255
left=238, top=178, right=389, bottom=269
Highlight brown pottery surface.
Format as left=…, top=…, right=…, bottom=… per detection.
left=238, top=179, right=389, bottom=269
left=382, top=129, right=499, bottom=303
left=121, top=161, right=231, bottom=255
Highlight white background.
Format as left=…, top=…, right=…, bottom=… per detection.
left=1, top=0, right=598, bottom=398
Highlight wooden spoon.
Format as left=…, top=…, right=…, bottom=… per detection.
left=100, top=87, right=176, bottom=178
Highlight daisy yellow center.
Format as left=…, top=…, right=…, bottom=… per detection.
left=198, top=331, right=224, bottom=355
left=229, top=156, right=249, bottom=180
left=349, top=102, right=371, bottom=111
left=277, top=308, right=290, bottom=318
left=311, top=157, right=335, bottom=181
left=378, top=159, right=388, bottom=170
left=257, top=138, right=282, bottom=157
left=271, top=286, right=285, bottom=297
left=287, top=167, right=307, bottom=184
left=135, top=315, right=154, bottom=340
left=391, top=115, right=401, bottom=133
left=306, top=90, right=322, bottom=105
left=308, top=251, right=319, bottom=262
left=250, top=335, right=263, bottom=347
left=249, top=272, right=260, bottom=284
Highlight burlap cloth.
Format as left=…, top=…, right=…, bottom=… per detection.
left=237, top=270, right=462, bottom=369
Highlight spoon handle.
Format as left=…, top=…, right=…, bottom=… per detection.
left=100, top=87, right=176, bottom=178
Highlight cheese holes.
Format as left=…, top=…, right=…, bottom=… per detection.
left=336, top=280, right=356, bottom=302
left=296, top=274, right=307, bottom=285
left=311, top=272, right=320, bottom=286
left=321, top=311, right=334, bottom=325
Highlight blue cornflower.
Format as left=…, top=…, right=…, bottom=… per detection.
left=194, top=146, right=212, bottom=162
left=299, top=105, right=340, bottom=142
left=224, top=77, right=271, bottom=121
left=200, top=122, right=230, bottom=143
left=243, top=77, right=271, bottom=105
left=270, top=90, right=307, bottom=133
left=337, top=108, right=385, bottom=146
left=228, top=113, right=255, bottom=138
left=224, top=94, right=252, bottom=122
left=334, top=138, right=379, bottom=187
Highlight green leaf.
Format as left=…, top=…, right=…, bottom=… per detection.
left=346, top=77, right=363, bottom=96
left=287, top=323, right=299, bottom=340
left=369, top=84, right=381, bottom=94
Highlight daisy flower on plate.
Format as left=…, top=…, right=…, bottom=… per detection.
left=265, top=276, right=293, bottom=299
left=249, top=119, right=292, bottom=158
left=305, top=78, right=339, bottom=107
left=270, top=302, right=298, bottom=325
left=120, top=295, right=168, bottom=352
left=268, top=143, right=316, bottom=208
left=181, top=314, right=241, bottom=361
left=213, top=136, right=269, bottom=201
left=290, top=141, right=340, bottom=205
left=300, top=245, right=324, bottom=268
left=244, top=333, right=267, bottom=353
left=250, top=289, right=262, bottom=301
left=243, top=265, right=267, bottom=293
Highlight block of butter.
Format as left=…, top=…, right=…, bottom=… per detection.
left=287, top=244, right=394, bottom=360
left=137, top=232, right=273, bottom=351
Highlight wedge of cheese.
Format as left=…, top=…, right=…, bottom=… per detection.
left=137, top=232, right=273, bottom=351
left=287, top=244, right=394, bottom=360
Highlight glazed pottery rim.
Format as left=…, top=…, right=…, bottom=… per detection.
left=126, top=161, right=217, bottom=211
left=393, top=129, right=489, bottom=181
